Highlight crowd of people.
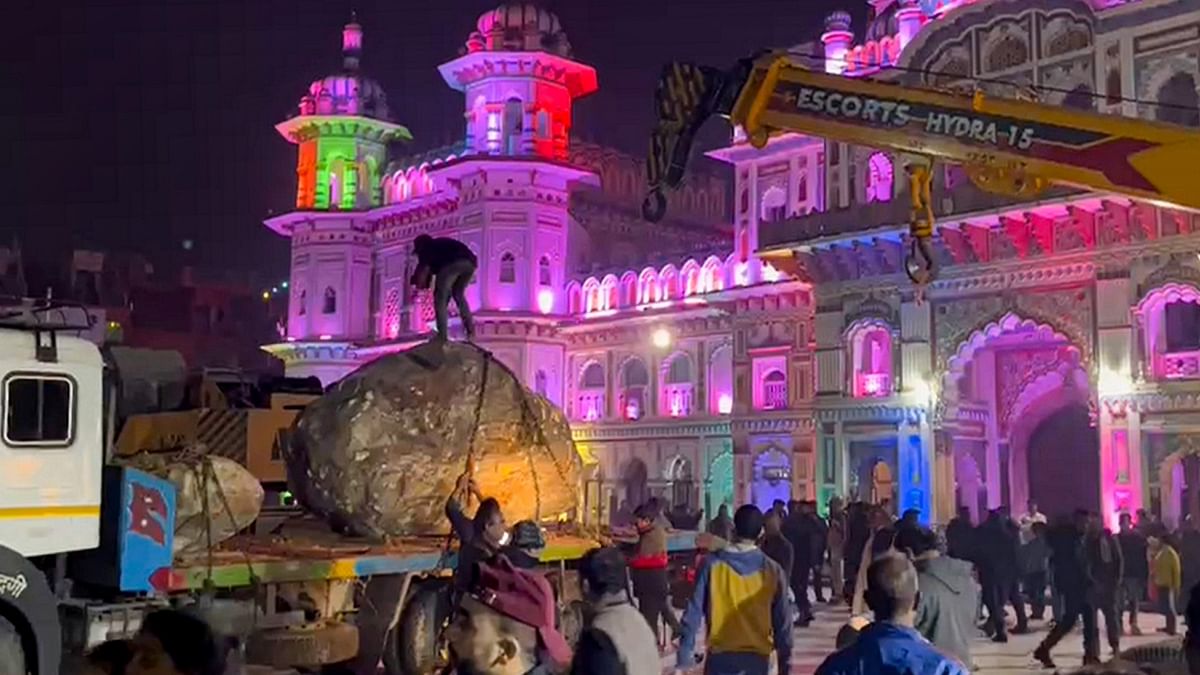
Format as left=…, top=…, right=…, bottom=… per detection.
left=74, top=479, right=1200, bottom=675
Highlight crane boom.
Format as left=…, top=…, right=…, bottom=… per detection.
left=643, top=52, right=1200, bottom=286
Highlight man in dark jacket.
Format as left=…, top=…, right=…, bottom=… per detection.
left=1035, top=510, right=1100, bottom=669
left=411, top=234, right=478, bottom=342
left=808, top=501, right=830, bottom=602
left=761, top=511, right=795, bottom=581
left=945, top=506, right=975, bottom=562
left=707, top=504, right=735, bottom=541
left=1085, top=512, right=1124, bottom=655
left=1117, top=512, right=1148, bottom=635
left=446, top=475, right=507, bottom=598
left=1019, top=521, right=1051, bottom=621
left=843, top=502, right=870, bottom=605
left=978, top=509, right=1027, bottom=642
left=783, top=501, right=818, bottom=625
left=896, top=526, right=978, bottom=668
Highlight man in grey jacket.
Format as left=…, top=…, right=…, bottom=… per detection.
left=896, top=526, right=978, bottom=669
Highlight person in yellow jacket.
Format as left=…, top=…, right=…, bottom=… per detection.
left=1149, top=535, right=1182, bottom=636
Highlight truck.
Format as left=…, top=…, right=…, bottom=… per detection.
left=0, top=303, right=700, bottom=675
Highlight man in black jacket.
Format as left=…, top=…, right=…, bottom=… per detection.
left=761, top=511, right=795, bottom=581
left=1035, top=510, right=1100, bottom=669
left=411, top=234, right=478, bottom=342
left=783, top=501, right=818, bottom=625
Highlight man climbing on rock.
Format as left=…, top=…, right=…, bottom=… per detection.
left=411, top=234, right=478, bottom=343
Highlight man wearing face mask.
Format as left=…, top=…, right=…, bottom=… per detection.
left=446, top=557, right=573, bottom=675
left=570, top=547, right=661, bottom=675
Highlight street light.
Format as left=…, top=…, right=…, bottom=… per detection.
left=651, top=327, right=672, bottom=349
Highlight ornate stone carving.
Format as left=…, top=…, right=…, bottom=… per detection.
left=933, top=287, right=1093, bottom=373
left=844, top=296, right=898, bottom=330
left=1139, top=254, right=1200, bottom=297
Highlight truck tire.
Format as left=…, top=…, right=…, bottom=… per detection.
left=245, top=621, right=358, bottom=668
left=0, top=616, right=27, bottom=675
left=384, top=582, right=451, bottom=675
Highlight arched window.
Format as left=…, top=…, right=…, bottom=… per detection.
left=866, top=153, right=893, bottom=203
left=1164, top=300, right=1200, bottom=352
left=503, top=97, right=524, bottom=154
left=620, top=274, right=637, bottom=307
left=577, top=361, right=606, bottom=421
left=620, top=358, right=650, bottom=421
left=536, top=110, right=551, bottom=139
left=709, top=345, right=734, bottom=414
left=848, top=320, right=893, bottom=397
left=499, top=252, right=516, bottom=284
left=328, top=159, right=344, bottom=209
left=760, top=186, right=787, bottom=223
left=538, top=256, right=552, bottom=286
left=600, top=276, right=619, bottom=310
left=297, top=289, right=307, bottom=316
left=701, top=259, right=723, bottom=294
left=581, top=362, right=606, bottom=388
left=662, top=354, right=694, bottom=417
left=322, top=287, right=337, bottom=315
left=762, top=370, right=788, bottom=410
left=1157, top=72, right=1200, bottom=127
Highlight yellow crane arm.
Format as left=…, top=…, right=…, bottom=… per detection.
left=644, top=52, right=1200, bottom=285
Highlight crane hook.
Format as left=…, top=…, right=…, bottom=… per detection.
left=903, top=162, right=937, bottom=294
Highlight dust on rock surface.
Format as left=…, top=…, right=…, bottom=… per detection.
left=285, top=341, right=582, bottom=538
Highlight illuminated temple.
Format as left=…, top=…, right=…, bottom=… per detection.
left=264, top=0, right=1200, bottom=528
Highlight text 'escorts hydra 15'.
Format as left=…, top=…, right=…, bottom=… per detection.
left=643, top=51, right=1200, bottom=293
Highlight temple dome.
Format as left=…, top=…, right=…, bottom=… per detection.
left=296, top=21, right=392, bottom=121
left=464, top=3, right=573, bottom=57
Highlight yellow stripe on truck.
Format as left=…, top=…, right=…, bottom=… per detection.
left=0, top=505, right=101, bottom=519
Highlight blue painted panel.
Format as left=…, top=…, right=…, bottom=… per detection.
left=118, top=468, right=176, bottom=593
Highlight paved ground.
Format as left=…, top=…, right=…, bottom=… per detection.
left=660, top=598, right=1183, bottom=674
left=239, top=598, right=1184, bottom=674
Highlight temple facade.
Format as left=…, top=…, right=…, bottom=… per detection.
left=264, top=0, right=1200, bottom=529
left=753, top=0, right=1200, bottom=528
left=263, top=4, right=814, bottom=525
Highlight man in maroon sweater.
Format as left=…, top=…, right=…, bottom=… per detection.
left=628, top=504, right=680, bottom=642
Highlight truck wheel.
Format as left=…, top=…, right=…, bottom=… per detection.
left=245, top=621, right=358, bottom=668
left=385, top=582, right=451, bottom=675
left=0, top=617, right=27, bottom=675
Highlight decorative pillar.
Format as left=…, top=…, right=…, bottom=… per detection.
left=895, top=0, right=924, bottom=50
left=821, top=12, right=854, bottom=75
left=933, top=430, right=956, bottom=525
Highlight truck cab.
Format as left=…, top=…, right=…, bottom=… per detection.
left=0, top=325, right=105, bottom=559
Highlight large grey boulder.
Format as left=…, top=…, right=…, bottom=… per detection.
left=285, top=341, right=581, bottom=538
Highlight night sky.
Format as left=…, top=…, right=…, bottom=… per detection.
left=5, top=0, right=861, bottom=279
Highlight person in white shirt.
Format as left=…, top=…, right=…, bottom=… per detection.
left=1019, top=500, right=1047, bottom=543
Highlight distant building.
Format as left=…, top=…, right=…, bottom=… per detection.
left=0, top=243, right=283, bottom=372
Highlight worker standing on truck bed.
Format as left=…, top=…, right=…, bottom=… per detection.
left=447, top=475, right=508, bottom=597
left=411, top=233, right=478, bottom=343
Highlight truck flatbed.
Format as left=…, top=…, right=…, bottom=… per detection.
left=164, top=528, right=700, bottom=592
